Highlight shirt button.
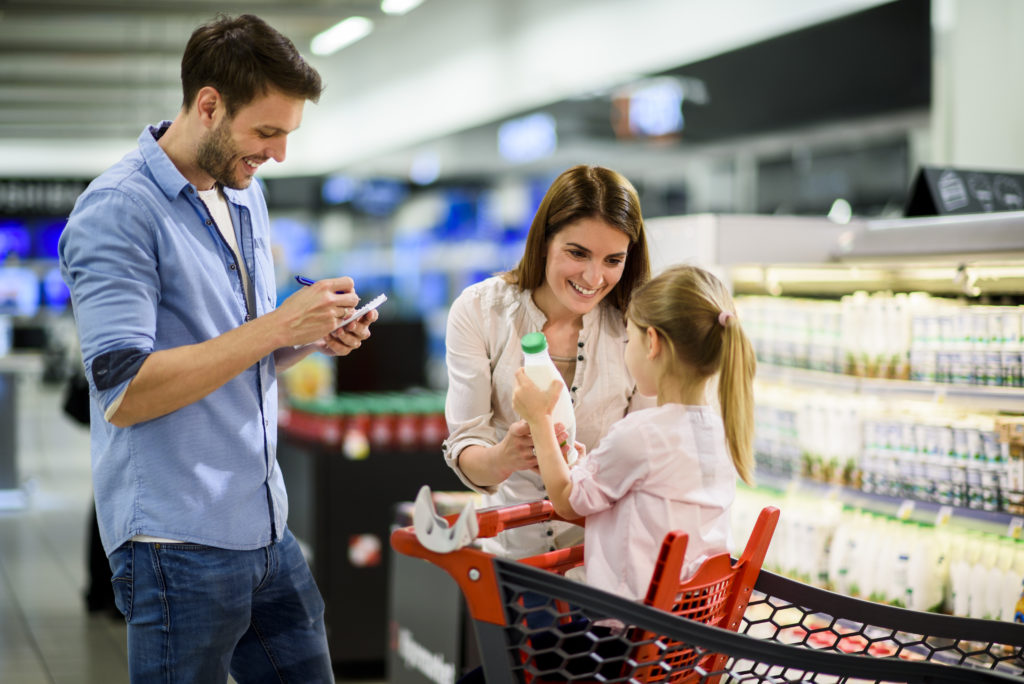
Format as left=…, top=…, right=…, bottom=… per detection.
left=578, top=341, right=584, bottom=348
left=546, top=529, right=553, bottom=537
left=205, top=219, right=213, bottom=226
left=571, top=386, right=577, bottom=392
left=230, top=263, right=237, bottom=270
left=577, top=354, right=584, bottom=361
left=549, top=546, right=556, bottom=552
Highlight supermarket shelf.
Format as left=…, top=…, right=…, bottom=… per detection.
left=752, top=469, right=1020, bottom=532
left=756, top=363, right=1024, bottom=413
left=849, top=211, right=1024, bottom=261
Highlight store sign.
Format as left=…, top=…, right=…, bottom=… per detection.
left=0, top=179, right=88, bottom=216
left=905, top=166, right=1024, bottom=217
left=395, top=627, right=455, bottom=684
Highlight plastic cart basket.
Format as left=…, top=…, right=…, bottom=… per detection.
left=391, top=499, right=1024, bottom=683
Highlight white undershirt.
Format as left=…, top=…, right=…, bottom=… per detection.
left=130, top=187, right=247, bottom=546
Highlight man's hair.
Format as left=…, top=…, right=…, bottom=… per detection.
left=181, top=14, right=323, bottom=116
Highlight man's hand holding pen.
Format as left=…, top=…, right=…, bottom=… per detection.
left=287, top=275, right=377, bottom=356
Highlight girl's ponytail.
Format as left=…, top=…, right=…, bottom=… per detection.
left=716, top=311, right=756, bottom=485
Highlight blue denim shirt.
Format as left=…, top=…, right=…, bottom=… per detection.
left=59, top=122, right=286, bottom=555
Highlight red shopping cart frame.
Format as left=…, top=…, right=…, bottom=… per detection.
left=391, top=499, right=1024, bottom=682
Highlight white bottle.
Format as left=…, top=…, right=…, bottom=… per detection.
left=521, top=332, right=578, bottom=466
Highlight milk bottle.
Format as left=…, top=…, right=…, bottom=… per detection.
left=521, top=332, right=578, bottom=466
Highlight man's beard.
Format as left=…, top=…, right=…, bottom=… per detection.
left=196, top=117, right=249, bottom=190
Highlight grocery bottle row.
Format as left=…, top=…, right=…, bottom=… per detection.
left=736, top=287, right=1024, bottom=519
left=279, top=390, right=448, bottom=459
left=754, top=384, right=1024, bottom=515
left=738, top=292, right=1024, bottom=387
left=733, top=489, right=1024, bottom=624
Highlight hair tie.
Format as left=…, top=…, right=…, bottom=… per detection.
left=718, top=311, right=734, bottom=327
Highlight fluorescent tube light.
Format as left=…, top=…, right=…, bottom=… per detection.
left=311, top=17, right=373, bottom=56
left=381, top=0, right=424, bottom=15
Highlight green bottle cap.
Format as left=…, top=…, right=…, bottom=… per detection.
left=521, top=332, right=548, bottom=354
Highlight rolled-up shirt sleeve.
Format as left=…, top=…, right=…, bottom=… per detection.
left=441, top=288, right=502, bottom=493
left=60, top=187, right=159, bottom=418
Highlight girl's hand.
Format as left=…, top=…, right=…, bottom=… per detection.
left=513, top=368, right=561, bottom=424
left=571, top=440, right=586, bottom=461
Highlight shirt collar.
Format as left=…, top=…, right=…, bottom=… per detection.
left=138, top=121, right=191, bottom=201
left=138, top=121, right=248, bottom=206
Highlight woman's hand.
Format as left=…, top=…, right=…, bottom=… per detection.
left=495, top=419, right=538, bottom=476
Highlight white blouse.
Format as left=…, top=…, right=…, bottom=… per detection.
left=442, top=276, right=654, bottom=558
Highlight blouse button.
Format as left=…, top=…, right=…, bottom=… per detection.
left=549, top=546, right=556, bottom=552
left=571, top=386, right=577, bottom=392
left=578, top=341, right=584, bottom=348
left=577, top=354, right=584, bottom=361
left=546, top=529, right=553, bottom=537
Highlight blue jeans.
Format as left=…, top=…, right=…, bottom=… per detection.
left=108, top=528, right=333, bottom=683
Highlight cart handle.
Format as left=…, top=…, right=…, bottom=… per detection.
left=391, top=498, right=582, bottom=626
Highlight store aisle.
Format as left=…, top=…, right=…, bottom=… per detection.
left=0, top=375, right=127, bottom=683
left=0, top=375, right=385, bottom=684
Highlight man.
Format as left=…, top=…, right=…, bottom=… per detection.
left=59, top=14, right=372, bottom=682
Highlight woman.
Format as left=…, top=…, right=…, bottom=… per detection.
left=442, top=164, right=653, bottom=558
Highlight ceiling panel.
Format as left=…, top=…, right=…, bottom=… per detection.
left=0, top=0, right=374, bottom=140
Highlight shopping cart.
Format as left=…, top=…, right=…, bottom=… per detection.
left=391, top=498, right=1024, bottom=683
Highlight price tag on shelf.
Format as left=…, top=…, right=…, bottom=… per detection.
left=934, top=505, right=953, bottom=526
left=1008, top=517, right=1024, bottom=540
left=897, top=499, right=915, bottom=521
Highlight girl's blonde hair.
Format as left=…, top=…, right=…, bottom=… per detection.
left=626, top=264, right=757, bottom=485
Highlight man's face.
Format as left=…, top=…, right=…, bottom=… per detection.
left=196, top=89, right=305, bottom=190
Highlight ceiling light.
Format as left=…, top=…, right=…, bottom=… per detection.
left=828, top=198, right=853, bottom=224
left=381, top=0, right=425, bottom=15
left=311, top=17, right=373, bottom=56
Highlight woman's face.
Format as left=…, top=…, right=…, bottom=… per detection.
left=536, top=217, right=630, bottom=319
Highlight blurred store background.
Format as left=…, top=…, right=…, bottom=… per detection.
left=1, top=0, right=1020, bottom=390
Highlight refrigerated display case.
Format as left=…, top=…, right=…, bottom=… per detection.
left=648, top=210, right=1024, bottom=624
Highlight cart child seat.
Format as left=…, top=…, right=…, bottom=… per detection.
left=626, top=504, right=779, bottom=683
left=391, top=498, right=780, bottom=683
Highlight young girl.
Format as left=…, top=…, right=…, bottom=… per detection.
left=513, top=263, right=756, bottom=604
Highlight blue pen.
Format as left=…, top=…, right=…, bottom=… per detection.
left=295, top=275, right=350, bottom=293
